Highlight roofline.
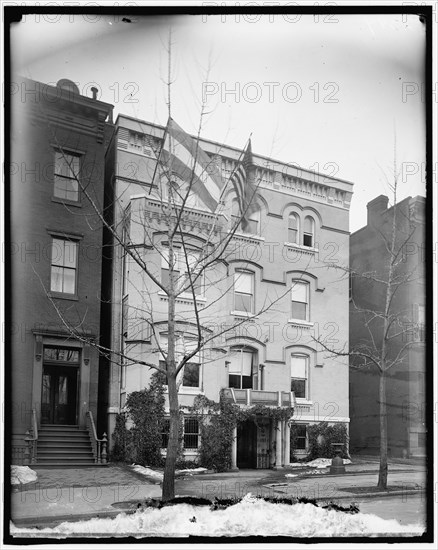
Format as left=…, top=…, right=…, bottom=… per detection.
left=115, top=114, right=354, bottom=190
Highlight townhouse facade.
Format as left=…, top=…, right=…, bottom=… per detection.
left=10, top=76, right=114, bottom=465
left=349, top=195, right=426, bottom=457
left=105, top=115, right=353, bottom=468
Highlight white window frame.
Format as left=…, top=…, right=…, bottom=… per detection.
left=50, top=237, right=78, bottom=296
left=303, top=216, right=315, bottom=248
left=161, top=247, right=204, bottom=297
left=288, top=212, right=300, bottom=244
left=290, top=354, right=309, bottom=400
left=234, top=270, right=255, bottom=314
left=291, top=280, right=310, bottom=322
left=159, top=334, right=201, bottom=390
left=227, top=347, right=255, bottom=389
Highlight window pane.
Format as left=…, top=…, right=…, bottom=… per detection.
left=228, top=350, right=242, bottom=375
left=292, top=281, right=307, bottom=302
left=303, top=233, right=313, bottom=247
left=44, top=347, right=79, bottom=362
left=63, top=241, right=77, bottom=268
left=234, top=272, right=252, bottom=294
left=241, top=352, right=252, bottom=376
left=242, top=375, right=253, bottom=389
left=288, top=228, right=298, bottom=243
left=291, top=379, right=306, bottom=398
left=235, top=293, right=252, bottom=312
left=229, top=374, right=241, bottom=388
left=291, top=355, right=307, bottom=378
left=183, top=363, right=200, bottom=387
left=50, top=266, right=63, bottom=292
left=304, top=216, right=313, bottom=233
left=51, top=239, right=64, bottom=266
left=63, top=268, right=76, bottom=294
left=292, top=301, right=307, bottom=320
left=184, top=418, right=199, bottom=449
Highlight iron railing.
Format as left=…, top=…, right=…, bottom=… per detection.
left=86, top=411, right=108, bottom=464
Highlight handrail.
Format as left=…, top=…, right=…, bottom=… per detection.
left=24, top=409, right=38, bottom=465
left=86, top=411, right=108, bottom=464
left=32, top=409, right=38, bottom=441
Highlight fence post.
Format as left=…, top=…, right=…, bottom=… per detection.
left=101, top=433, right=108, bottom=464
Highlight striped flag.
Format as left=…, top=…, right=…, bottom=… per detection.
left=230, top=139, right=258, bottom=230
left=158, top=117, right=224, bottom=212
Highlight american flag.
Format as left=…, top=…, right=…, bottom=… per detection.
left=230, top=139, right=258, bottom=230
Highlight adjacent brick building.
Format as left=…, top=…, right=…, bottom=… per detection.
left=10, top=76, right=114, bottom=465
left=349, top=195, right=426, bottom=457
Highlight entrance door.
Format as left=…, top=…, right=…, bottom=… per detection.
left=41, top=366, right=78, bottom=424
left=237, top=420, right=257, bottom=469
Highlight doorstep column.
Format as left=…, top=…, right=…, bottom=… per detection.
left=231, top=425, right=238, bottom=470
left=274, top=419, right=283, bottom=469
left=284, top=421, right=290, bottom=467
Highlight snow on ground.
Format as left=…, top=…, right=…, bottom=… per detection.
left=10, top=496, right=424, bottom=537
left=11, top=466, right=37, bottom=485
left=288, top=458, right=352, bottom=469
left=130, top=464, right=208, bottom=481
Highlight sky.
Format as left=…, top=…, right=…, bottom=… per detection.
left=10, top=10, right=428, bottom=232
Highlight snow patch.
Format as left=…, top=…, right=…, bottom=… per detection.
left=130, top=464, right=208, bottom=481
left=11, top=466, right=37, bottom=486
left=10, top=498, right=424, bottom=537
left=288, top=458, right=352, bottom=469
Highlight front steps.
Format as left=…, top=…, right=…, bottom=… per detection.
left=34, top=425, right=106, bottom=468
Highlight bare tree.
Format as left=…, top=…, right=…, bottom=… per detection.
left=315, top=163, right=424, bottom=489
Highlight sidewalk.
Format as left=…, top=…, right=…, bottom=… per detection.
left=9, top=458, right=426, bottom=529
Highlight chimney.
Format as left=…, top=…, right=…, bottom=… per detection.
left=367, top=195, right=389, bottom=226
left=91, top=86, right=98, bottom=100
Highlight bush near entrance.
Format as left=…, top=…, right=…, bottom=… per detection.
left=289, top=421, right=349, bottom=461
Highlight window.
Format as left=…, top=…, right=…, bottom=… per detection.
left=50, top=238, right=78, bottom=294
left=291, top=354, right=308, bottom=399
left=161, top=248, right=202, bottom=296
left=228, top=348, right=255, bottom=389
left=234, top=270, right=254, bottom=313
left=288, top=213, right=299, bottom=244
left=292, top=425, right=307, bottom=451
left=159, top=335, right=201, bottom=389
left=418, top=432, right=426, bottom=448
left=291, top=280, right=309, bottom=321
left=303, top=216, right=314, bottom=247
left=128, top=131, right=143, bottom=152
left=184, top=418, right=199, bottom=449
left=232, top=201, right=261, bottom=235
left=54, top=151, right=80, bottom=202
left=161, top=418, right=170, bottom=448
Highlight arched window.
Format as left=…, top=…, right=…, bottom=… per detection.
left=288, top=213, right=299, bottom=244
left=227, top=347, right=257, bottom=389
left=232, top=201, right=261, bottom=235
left=303, top=216, right=315, bottom=247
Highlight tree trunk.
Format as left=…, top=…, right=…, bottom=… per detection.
left=377, top=371, right=388, bottom=489
left=162, top=373, right=179, bottom=501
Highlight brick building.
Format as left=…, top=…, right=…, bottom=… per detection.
left=10, top=77, right=114, bottom=465
left=349, top=195, right=426, bottom=457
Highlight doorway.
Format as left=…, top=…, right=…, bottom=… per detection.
left=237, top=420, right=257, bottom=469
left=41, top=365, right=78, bottom=424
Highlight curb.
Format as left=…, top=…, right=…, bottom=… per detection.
left=10, top=490, right=423, bottom=530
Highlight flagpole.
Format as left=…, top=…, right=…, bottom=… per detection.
left=204, top=134, right=253, bottom=245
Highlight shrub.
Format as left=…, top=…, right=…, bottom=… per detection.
left=111, top=373, right=166, bottom=467
left=306, top=422, right=349, bottom=460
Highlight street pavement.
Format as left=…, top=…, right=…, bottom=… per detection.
left=9, top=457, right=427, bottom=530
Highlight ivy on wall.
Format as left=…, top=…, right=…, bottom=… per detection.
left=189, top=391, right=294, bottom=472
left=111, top=373, right=167, bottom=466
